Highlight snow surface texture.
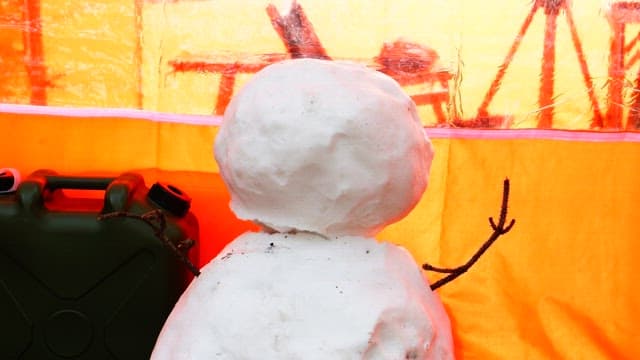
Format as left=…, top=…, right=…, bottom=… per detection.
left=214, top=59, right=434, bottom=237
left=151, top=232, right=454, bottom=360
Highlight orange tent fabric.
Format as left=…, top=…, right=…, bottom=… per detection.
left=0, top=108, right=637, bottom=358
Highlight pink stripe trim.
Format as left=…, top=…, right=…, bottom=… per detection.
left=0, top=104, right=223, bottom=126
left=425, top=127, right=640, bottom=142
left=2, top=104, right=640, bottom=142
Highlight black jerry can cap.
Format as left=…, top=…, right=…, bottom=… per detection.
left=0, top=169, right=18, bottom=193
left=147, top=183, right=192, bottom=217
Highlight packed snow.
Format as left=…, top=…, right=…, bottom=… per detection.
left=151, top=232, right=453, bottom=359
left=213, top=59, right=433, bottom=237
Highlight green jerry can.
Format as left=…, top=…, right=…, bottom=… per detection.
left=0, top=170, right=199, bottom=360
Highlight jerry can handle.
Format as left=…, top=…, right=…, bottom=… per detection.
left=45, top=176, right=114, bottom=190
left=17, top=171, right=144, bottom=213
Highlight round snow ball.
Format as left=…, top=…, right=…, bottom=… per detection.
left=214, top=58, right=434, bottom=237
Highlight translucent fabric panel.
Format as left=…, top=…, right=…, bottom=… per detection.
left=4, top=0, right=640, bottom=129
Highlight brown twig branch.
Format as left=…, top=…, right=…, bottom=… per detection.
left=422, top=178, right=515, bottom=290
left=98, top=209, right=201, bottom=277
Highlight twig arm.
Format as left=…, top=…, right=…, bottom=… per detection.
left=422, top=178, right=515, bottom=290
left=98, top=210, right=201, bottom=277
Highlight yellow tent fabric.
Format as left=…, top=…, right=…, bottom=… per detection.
left=4, top=0, right=640, bottom=130
left=0, top=108, right=637, bottom=358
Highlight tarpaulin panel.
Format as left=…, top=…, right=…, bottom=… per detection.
left=424, top=138, right=640, bottom=359
left=0, top=107, right=638, bottom=357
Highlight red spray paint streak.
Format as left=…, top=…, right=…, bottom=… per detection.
left=538, top=4, right=558, bottom=129
left=168, top=54, right=289, bottom=115
left=22, top=0, right=47, bottom=105
left=476, top=2, right=539, bottom=119
left=606, top=1, right=640, bottom=129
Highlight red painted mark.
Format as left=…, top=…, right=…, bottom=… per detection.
left=22, top=0, right=47, bottom=105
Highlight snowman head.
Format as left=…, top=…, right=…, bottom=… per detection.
left=214, top=58, right=433, bottom=237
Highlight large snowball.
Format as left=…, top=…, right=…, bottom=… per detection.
left=214, top=59, right=433, bottom=237
left=151, top=232, right=454, bottom=359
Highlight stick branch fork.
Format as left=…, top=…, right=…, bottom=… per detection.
left=423, top=178, right=515, bottom=290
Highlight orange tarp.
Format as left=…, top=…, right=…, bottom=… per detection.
left=0, top=109, right=637, bottom=358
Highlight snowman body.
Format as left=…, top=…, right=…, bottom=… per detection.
left=151, top=232, right=453, bottom=359
left=152, top=58, right=454, bottom=359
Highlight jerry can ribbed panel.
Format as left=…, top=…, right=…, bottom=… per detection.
left=0, top=170, right=199, bottom=359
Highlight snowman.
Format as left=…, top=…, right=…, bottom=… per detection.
left=151, top=58, right=454, bottom=359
